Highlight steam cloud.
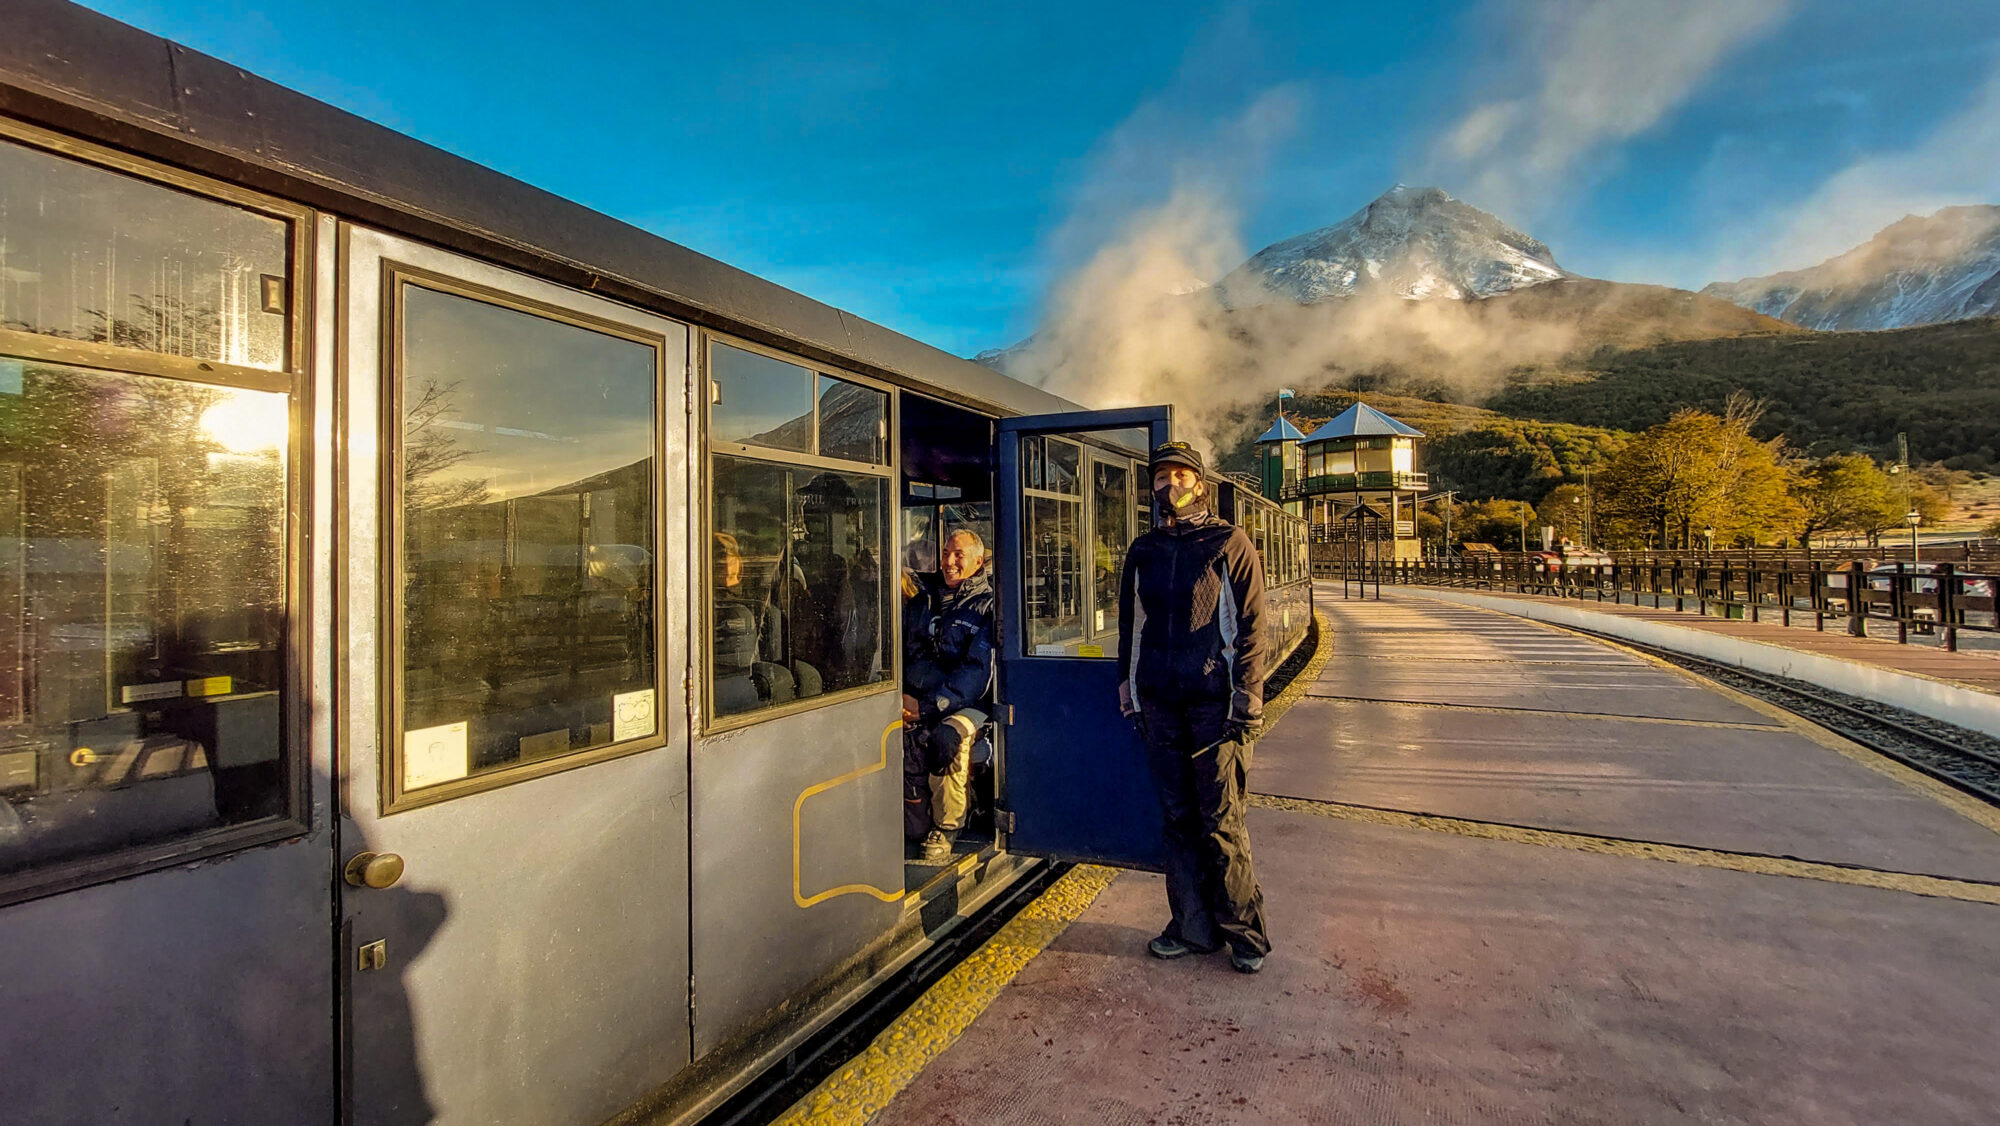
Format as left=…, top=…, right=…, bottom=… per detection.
left=995, top=0, right=1811, bottom=459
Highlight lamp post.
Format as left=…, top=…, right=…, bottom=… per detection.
left=1907, top=510, right=1921, bottom=562
left=1702, top=525, right=1715, bottom=554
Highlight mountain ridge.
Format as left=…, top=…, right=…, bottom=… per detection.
left=1702, top=205, right=2000, bottom=331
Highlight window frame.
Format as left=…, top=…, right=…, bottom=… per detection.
left=377, top=264, right=673, bottom=814
left=699, top=331, right=899, bottom=735
left=1018, top=439, right=1149, bottom=659
left=0, top=119, right=304, bottom=394
left=0, top=120, right=314, bottom=907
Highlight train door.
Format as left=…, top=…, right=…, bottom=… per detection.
left=993, top=407, right=1170, bottom=869
left=0, top=124, right=334, bottom=1123
left=338, top=228, right=692, bottom=1125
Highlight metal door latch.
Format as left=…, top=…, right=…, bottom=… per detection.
left=357, top=940, right=388, bottom=972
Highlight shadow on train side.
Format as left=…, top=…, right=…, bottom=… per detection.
left=343, top=788, right=450, bottom=1126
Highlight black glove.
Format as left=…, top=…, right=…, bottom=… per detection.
left=1221, top=688, right=1263, bottom=743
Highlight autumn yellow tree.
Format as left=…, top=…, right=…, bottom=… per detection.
left=1595, top=396, right=1799, bottom=549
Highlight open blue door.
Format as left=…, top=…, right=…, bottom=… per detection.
left=994, top=406, right=1171, bottom=869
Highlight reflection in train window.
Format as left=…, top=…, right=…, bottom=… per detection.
left=710, top=458, right=892, bottom=718
left=0, top=137, right=291, bottom=371
left=395, top=284, right=659, bottom=794
left=817, top=375, right=887, bottom=464
left=0, top=360, right=288, bottom=875
left=709, top=342, right=889, bottom=466
left=1024, top=494, right=1083, bottom=651
left=1090, top=460, right=1130, bottom=637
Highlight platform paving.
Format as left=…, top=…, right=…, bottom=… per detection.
left=1413, top=585, right=2000, bottom=695
left=854, top=594, right=2000, bottom=1125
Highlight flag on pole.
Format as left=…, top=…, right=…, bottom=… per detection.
left=1278, top=388, right=1295, bottom=398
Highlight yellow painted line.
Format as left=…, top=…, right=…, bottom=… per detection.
left=793, top=722, right=907, bottom=908
left=772, top=863, right=1121, bottom=1125
left=1251, top=792, right=2000, bottom=906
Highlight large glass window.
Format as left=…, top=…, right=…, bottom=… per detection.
left=0, top=361, right=288, bottom=876
left=0, top=138, right=290, bottom=372
left=395, top=283, right=659, bottom=795
left=707, top=340, right=893, bottom=723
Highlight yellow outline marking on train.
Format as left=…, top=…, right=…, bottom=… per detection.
left=771, top=863, right=1120, bottom=1124
left=794, top=721, right=907, bottom=908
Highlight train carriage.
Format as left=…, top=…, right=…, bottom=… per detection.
left=0, top=5, right=1312, bottom=1123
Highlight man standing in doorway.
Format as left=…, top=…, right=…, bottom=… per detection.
left=1117, top=441, right=1272, bottom=973
left=903, top=528, right=995, bottom=864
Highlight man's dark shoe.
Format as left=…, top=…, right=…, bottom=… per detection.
left=1147, top=935, right=1193, bottom=959
left=919, top=829, right=953, bottom=864
left=1231, top=949, right=1266, bottom=974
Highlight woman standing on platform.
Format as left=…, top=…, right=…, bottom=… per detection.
left=1116, top=441, right=1273, bottom=974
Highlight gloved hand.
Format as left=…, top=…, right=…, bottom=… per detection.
left=1118, top=682, right=1146, bottom=736
left=1221, top=688, right=1263, bottom=742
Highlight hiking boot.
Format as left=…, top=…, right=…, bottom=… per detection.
left=1147, top=934, right=1193, bottom=959
left=919, top=829, right=953, bottom=864
left=1231, top=949, right=1266, bottom=974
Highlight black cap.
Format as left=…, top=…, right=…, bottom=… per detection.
left=1149, top=440, right=1204, bottom=475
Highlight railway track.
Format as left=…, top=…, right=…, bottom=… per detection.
left=1576, top=630, right=2000, bottom=807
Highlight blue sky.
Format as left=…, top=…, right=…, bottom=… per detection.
left=80, top=1, right=2000, bottom=356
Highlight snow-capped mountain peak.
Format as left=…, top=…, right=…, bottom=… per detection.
left=1214, top=185, right=1568, bottom=306
left=1701, top=205, right=2000, bottom=331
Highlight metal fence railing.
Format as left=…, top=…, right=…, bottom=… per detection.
left=1311, top=554, right=2000, bottom=652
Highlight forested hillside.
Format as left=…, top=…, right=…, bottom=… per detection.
left=1489, top=316, right=2000, bottom=470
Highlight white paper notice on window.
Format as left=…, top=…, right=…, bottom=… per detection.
left=403, top=722, right=469, bottom=790
left=613, top=689, right=655, bottom=743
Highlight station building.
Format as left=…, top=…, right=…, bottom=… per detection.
left=1257, top=401, right=1428, bottom=564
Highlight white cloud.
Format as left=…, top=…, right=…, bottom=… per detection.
left=1741, top=63, right=2000, bottom=276
left=1428, top=0, right=1794, bottom=223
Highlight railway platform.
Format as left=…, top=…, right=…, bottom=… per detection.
left=778, top=594, right=2000, bottom=1125
left=1392, top=586, right=2000, bottom=741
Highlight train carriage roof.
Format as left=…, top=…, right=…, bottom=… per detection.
left=0, top=0, right=1080, bottom=419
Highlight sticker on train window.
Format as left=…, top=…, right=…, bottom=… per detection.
left=1077, top=644, right=1104, bottom=658
left=613, top=689, right=655, bottom=743
left=186, top=676, right=233, bottom=698
left=120, top=682, right=184, bottom=705
left=403, top=722, right=469, bottom=790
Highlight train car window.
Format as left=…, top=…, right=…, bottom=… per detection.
left=0, top=131, right=305, bottom=897
left=0, top=362, right=289, bottom=878
left=1090, top=459, right=1130, bottom=637
left=710, top=344, right=814, bottom=454
left=710, top=461, right=891, bottom=718
left=393, top=283, right=660, bottom=794
left=817, top=375, right=888, bottom=464
left=0, top=137, right=290, bottom=372
left=705, top=338, right=895, bottom=725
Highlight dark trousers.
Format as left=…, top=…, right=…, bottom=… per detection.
left=1139, top=698, right=1270, bottom=957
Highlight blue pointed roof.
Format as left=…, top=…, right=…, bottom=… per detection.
left=1302, top=402, right=1424, bottom=442
left=1255, top=415, right=1306, bottom=443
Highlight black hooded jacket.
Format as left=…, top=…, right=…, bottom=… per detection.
left=1116, top=510, right=1269, bottom=716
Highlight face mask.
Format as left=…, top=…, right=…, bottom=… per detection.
left=1153, top=481, right=1204, bottom=517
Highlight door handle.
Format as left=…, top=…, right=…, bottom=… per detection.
left=344, top=851, right=406, bottom=889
